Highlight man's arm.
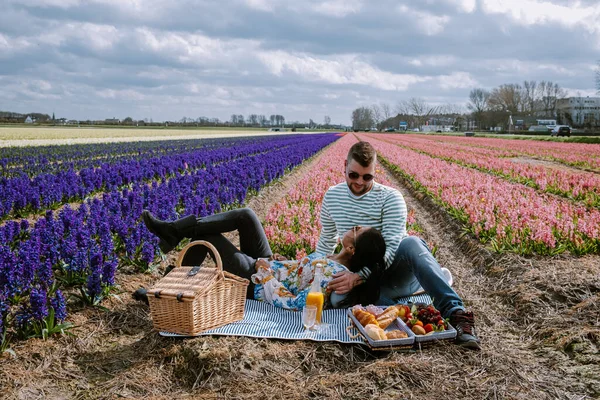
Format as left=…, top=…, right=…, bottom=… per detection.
left=380, top=189, right=408, bottom=268
left=316, top=191, right=338, bottom=255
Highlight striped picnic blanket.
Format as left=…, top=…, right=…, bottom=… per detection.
left=159, top=294, right=433, bottom=342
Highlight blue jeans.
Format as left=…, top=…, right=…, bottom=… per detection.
left=378, top=236, right=464, bottom=318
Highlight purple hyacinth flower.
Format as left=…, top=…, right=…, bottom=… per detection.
left=30, top=285, right=49, bottom=322
left=51, top=289, right=67, bottom=322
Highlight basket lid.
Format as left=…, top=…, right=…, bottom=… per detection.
left=148, top=266, right=224, bottom=301
left=147, top=240, right=248, bottom=302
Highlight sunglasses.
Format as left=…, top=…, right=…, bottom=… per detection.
left=348, top=171, right=374, bottom=181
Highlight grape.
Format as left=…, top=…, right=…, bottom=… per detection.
left=415, top=303, right=442, bottom=325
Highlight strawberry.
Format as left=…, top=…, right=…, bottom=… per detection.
left=423, top=323, right=434, bottom=333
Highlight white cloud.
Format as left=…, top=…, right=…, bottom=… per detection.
left=136, top=28, right=260, bottom=65
left=482, top=0, right=600, bottom=35
left=484, top=59, right=578, bottom=77
left=397, top=5, right=451, bottom=36
left=409, top=55, right=457, bottom=67
left=0, top=33, right=33, bottom=55
left=243, top=0, right=275, bottom=12
left=564, top=88, right=598, bottom=97
left=438, top=71, right=478, bottom=89
left=311, top=0, right=363, bottom=17
left=7, top=0, right=81, bottom=8
left=0, top=78, right=61, bottom=101
left=443, top=0, right=477, bottom=13
left=97, top=88, right=146, bottom=100
left=37, top=80, right=52, bottom=91
left=258, top=51, right=431, bottom=90
left=33, top=22, right=121, bottom=51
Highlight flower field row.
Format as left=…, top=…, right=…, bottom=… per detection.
left=0, top=136, right=247, bottom=177
left=0, top=135, right=320, bottom=220
left=362, top=134, right=600, bottom=255
left=423, top=134, right=600, bottom=171
left=0, top=133, right=340, bottom=346
left=263, top=134, right=421, bottom=259
left=375, top=134, right=600, bottom=207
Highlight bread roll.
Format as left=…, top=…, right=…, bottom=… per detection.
left=385, top=330, right=408, bottom=339
left=353, top=308, right=378, bottom=327
left=364, top=324, right=387, bottom=341
left=376, top=306, right=400, bottom=329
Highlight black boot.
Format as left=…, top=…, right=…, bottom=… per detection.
left=142, top=210, right=197, bottom=253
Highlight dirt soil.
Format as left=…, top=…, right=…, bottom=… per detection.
left=510, top=156, right=599, bottom=174
left=1, top=146, right=599, bottom=400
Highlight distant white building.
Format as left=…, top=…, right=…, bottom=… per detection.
left=24, top=116, right=33, bottom=124
left=557, top=97, right=600, bottom=128
left=420, top=124, right=454, bottom=133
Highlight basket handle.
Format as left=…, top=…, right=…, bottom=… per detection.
left=346, top=316, right=364, bottom=340
left=175, top=240, right=224, bottom=275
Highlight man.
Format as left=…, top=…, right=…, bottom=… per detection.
left=316, top=141, right=481, bottom=349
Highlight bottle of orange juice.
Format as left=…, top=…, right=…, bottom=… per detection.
left=306, top=262, right=324, bottom=323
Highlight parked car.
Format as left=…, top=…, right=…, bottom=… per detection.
left=551, top=126, right=571, bottom=137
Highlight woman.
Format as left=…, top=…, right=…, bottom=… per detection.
left=141, top=208, right=386, bottom=309
left=253, top=225, right=386, bottom=310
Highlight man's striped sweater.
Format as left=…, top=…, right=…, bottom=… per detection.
left=316, top=181, right=407, bottom=270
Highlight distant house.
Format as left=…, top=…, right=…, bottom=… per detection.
left=105, top=118, right=120, bottom=124
left=268, top=127, right=287, bottom=132
left=557, top=97, right=600, bottom=128
left=24, top=116, right=33, bottom=124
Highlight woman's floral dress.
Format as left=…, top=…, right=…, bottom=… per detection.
left=252, top=252, right=348, bottom=310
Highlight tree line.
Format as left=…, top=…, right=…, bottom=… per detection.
left=351, top=80, right=574, bottom=132
left=467, top=80, right=567, bottom=130
left=352, top=100, right=463, bottom=131
left=1, top=111, right=339, bottom=130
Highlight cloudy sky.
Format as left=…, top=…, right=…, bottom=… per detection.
left=1, top=0, right=599, bottom=125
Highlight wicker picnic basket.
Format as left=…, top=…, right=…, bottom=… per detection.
left=147, top=240, right=249, bottom=336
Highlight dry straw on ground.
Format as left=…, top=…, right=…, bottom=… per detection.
left=1, top=138, right=598, bottom=399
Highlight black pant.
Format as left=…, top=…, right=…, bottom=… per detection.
left=179, top=208, right=272, bottom=298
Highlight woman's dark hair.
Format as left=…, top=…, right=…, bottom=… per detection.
left=338, top=227, right=386, bottom=308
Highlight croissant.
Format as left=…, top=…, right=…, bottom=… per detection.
left=385, top=330, right=408, bottom=339
left=376, top=306, right=400, bottom=329
left=364, top=324, right=387, bottom=341
left=353, top=308, right=378, bottom=327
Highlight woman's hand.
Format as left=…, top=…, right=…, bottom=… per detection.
left=255, top=258, right=270, bottom=271
left=328, top=271, right=362, bottom=294
left=269, top=253, right=287, bottom=261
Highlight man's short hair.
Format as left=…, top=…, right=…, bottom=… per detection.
left=347, top=141, right=376, bottom=167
